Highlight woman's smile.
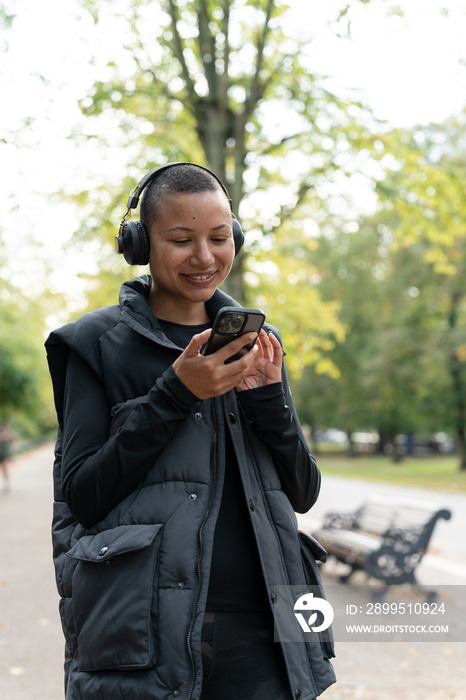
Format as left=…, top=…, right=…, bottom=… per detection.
left=181, top=271, right=218, bottom=283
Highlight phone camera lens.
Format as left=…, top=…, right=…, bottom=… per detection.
left=219, top=313, right=244, bottom=334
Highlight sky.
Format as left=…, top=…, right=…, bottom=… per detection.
left=296, top=0, right=466, bottom=126
left=1, top=0, right=466, bottom=314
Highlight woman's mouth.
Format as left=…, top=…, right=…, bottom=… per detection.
left=181, top=272, right=217, bottom=283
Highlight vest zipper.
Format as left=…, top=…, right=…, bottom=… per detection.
left=186, top=402, right=219, bottom=700
left=243, top=426, right=318, bottom=700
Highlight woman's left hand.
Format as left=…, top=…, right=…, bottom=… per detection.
left=236, top=329, right=283, bottom=391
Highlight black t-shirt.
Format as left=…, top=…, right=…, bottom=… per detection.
left=158, top=319, right=268, bottom=612
left=157, top=318, right=211, bottom=353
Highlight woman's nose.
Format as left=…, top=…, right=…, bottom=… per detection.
left=191, top=241, right=215, bottom=265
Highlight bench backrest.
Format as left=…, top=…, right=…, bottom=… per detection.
left=354, top=496, right=450, bottom=535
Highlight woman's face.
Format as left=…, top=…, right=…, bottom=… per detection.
left=148, top=189, right=235, bottom=319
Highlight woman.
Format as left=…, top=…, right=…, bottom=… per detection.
left=46, top=163, right=335, bottom=700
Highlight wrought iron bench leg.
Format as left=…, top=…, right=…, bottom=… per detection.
left=339, top=562, right=360, bottom=584
left=371, top=585, right=390, bottom=601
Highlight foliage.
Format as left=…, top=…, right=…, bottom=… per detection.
left=0, top=229, right=55, bottom=435
left=64, top=0, right=386, bottom=373
left=0, top=285, right=53, bottom=436
left=375, top=112, right=466, bottom=467
left=60, top=2, right=466, bottom=466
left=376, top=111, right=466, bottom=276
left=4, top=0, right=466, bottom=465
left=245, top=226, right=346, bottom=376
left=0, top=3, right=15, bottom=31
left=291, top=112, right=466, bottom=468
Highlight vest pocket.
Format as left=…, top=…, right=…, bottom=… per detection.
left=298, top=531, right=335, bottom=659
left=66, top=523, right=163, bottom=672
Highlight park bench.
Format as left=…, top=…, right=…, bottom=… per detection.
left=313, top=496, right=452, bottom=599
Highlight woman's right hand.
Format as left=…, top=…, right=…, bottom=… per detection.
left=172, top=329, right=259, bottom=399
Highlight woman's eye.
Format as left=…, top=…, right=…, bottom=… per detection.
left=171, top=237, right=229, bottom=245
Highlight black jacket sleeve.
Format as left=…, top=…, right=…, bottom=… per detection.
left=61, top=351, right=199, bottom=528
left=236, top=376, right=320, bottom=514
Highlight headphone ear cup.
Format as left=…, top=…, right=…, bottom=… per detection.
left=232, top=219, right=244, bottom=257
left=119, top=220, right=150, bottom=266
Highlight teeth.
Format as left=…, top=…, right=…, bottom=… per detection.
left=188, top=274, right=213, bottom=280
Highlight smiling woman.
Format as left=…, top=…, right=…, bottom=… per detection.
left=45, top=162, right=334, bottom=700
left=147, top=190, right=235, bottom=323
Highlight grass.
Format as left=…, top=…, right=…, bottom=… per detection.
left=313, top=452, right=466, bottom=493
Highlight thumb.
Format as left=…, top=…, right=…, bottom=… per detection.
left=184, top=328, right=212, bottom=356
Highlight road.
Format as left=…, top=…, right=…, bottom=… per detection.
left=1, top=443, right=465, bottom=700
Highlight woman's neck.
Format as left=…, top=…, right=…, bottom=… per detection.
left=148, top=291, right=209, bottom=325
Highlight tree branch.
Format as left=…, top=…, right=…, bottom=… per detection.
left=131, top=50, right=178, bottom=101
left=244, top=0, right=275, bottom=117
left=167, top=0, right=197, bottom=100
left=198, top=0, right=218, bottom=97
left=222, top=0, right=231, bottom=91
left=257, top=133, right=306, bottom=158
left=270, top=178, right=316, bottom=236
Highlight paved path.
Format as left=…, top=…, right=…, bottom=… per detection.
left=0, top=444, right=64, bottom=700
left=298, top=469, right=466, bottom=699
left=1, top=444, right=465, bottom=699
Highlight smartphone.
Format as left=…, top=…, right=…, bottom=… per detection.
left=203, top=307, right=266, bottom=364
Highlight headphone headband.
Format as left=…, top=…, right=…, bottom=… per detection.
left=125, top=162, right=231, bottom=210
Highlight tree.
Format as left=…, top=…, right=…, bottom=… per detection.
left=0, top=260, right=52, bottom=435
left=289, top=179, right=465, bottom=464
left=372, top=113, right=466, bottom=468
left=64, top=0, right=396, bottom=372
left=289, top=212, right=422, bottom=459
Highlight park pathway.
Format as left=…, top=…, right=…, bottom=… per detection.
left=298, top=466, right=466, bottom=699
left=1, top=443, right=465, bottom=699
left=0, top=444, right=64, bottom=700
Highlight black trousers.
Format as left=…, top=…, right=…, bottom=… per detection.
left=200, top=611, right=293, bottom=700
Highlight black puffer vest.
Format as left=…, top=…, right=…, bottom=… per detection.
left=46, top=276, right=335, bottom=700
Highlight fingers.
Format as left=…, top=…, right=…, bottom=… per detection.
left=257, top=329, right=283, bottom=366
left=217, top=332, right=259, bottom=363
left=184, top=328, right=212, bottom=356
left=267, top=331, right=284, bottom=366
left=173, top=330, right=259, bottom=400
left=256, top=329, right=272, bottom=361
left=174, top=328, right=282, bottom=400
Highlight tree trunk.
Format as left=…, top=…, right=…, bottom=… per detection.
left=199, top=109, right=248, bottom=304
left=377, top=432, right=389, bottom=455
left=346, top=432, right=356, bottom=458
left=390, top=435, right=404, bottom=464
left=222, top=252, right=246, bottom=303
left=455, top=427, right=466, bottom=470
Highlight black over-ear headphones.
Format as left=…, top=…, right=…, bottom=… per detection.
left=115, top=162, right=245, bottom=266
